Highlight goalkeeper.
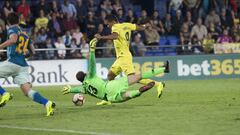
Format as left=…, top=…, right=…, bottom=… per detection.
left=62, top=38, right=169, bottom=103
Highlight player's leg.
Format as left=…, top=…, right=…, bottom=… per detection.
left=14, top=67, right=55, bottom=116
left=20, top=83, right=48, bottom=105
left=0, top=86, right=6, bottom=95
left=107, top=59, right=122, bottom=80
left=121, top=55, right=136, bottom=78
left=106, top=75, right=155, bottom=103
left=0, top=86, right=13, bottom=107
left=20, top=83, right=55, bottom=116
left=120, top=58, right=161, bottom=99
left=111, top=60, right=169, bottom=86
left=97, top=59, right=122, bottom=105
left=122, top=58, right=168, bottom=98
left=0, top=61, right=15, bottom=107
left=127, top=64, right=167, bottom=86
left=97, top=70, right=114, bottom=105
left=97, top=69, right=117, bottom=105
left=121, top=82, right=155, bottom=101
left=107, top=70, right=117, bottom=81
left=96, top=71, right=119, bottom=105
left=141, top=61, right=169, bottom=79
left=139, top=79, right=165, bottom=98
left=110, top=81, right=155, bottom=103
left=106, top=61, right=169, bottom=102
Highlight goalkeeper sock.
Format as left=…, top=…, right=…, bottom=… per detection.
left=128, top=90, right=141, bottom=98
left=0, top=86, right=6, bottom=95
left=141, top=67, right=165, bottom=79
left=27, top=89, right=48, bottom=106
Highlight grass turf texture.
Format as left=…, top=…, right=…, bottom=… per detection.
left=0, top=79, right=240, bottom=135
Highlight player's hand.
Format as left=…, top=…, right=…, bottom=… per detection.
left=24, top=50, right=32, bottom=58
left=143, top=23, right=151, bottom=29
left=62, top=85, right=71, bottom=95
left=89, top=38, right=98, bottom=52
left=94, top=34, right=102, bottom=40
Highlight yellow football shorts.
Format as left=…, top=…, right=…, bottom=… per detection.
left=110, top=56, right=135, bottom=76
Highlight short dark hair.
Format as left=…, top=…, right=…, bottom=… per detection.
left=105, top=14, right=118, bottom=22
left=7, top=12, right=19, bottom=25
left=76, top=71, right=86, bottom=82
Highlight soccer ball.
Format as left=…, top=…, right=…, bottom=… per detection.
left=72, top=94, right=85, bottom=106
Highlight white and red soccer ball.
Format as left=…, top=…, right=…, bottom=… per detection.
left=72, top=94, right=85, bottom=106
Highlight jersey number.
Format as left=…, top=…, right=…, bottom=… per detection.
left=16, top=35, right=29, bottom=55
left=87, top=85, right=98, bottom=96
left=125, top=32, right=130, bottom=41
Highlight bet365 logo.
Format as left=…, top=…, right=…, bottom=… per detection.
left=178, top=59, right=240, bottom=76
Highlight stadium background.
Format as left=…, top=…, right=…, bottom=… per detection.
left=0, top=0, right=239, bottom=86
left=0, top=0, right=239, bottom=59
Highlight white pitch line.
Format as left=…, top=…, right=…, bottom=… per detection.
left=0, top=125, right=116, bottom=135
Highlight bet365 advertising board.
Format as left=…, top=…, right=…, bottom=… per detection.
left=96, top=54, right=240, bottom=80
left=0, top=54, right=239, bottom=87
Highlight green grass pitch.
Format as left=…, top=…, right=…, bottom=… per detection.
left=0, top=79, right=240, bottom=135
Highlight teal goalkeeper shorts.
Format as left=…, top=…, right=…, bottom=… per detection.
left=105, top=76, right=129, bottom=102
left=0, top=61, right=30, bottom=85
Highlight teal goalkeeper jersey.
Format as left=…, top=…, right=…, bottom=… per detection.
left=82, top=75, right=107, bottom=99
left=71, top=52, right=108, bottom=100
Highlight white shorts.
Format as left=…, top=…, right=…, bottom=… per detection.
left=0, top=61, right=30, bottom=85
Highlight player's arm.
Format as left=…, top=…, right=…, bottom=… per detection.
left=135, top=23, right=151, bottom=31
left=88, top=38, right=97, bottom=78
left=95, top=24, right=119, bottom=40
left=0, top=34, right=18, bottom=49
left=95, top=32, right=118, bottom=40
left=88, top=51, right=96, bottom=78
left=26, top=40, right=36, bottom=58
left=62, top=85, right=86, bottom=94
left=28, top=44, right=36, bottom=56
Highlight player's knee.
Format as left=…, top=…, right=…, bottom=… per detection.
left=107, top=72, right=116, bottom=80
left=107, top=74, right=114, bottom=80
left=23, top=90, right=29, bottom=96
left=20, top=83, right=32, bottom=96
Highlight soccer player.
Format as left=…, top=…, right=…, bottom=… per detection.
left=94, top=15, right=165, bottom=105
left=0, top=13, right=55, bottom=116
left=62, top=38, right=169, bottom=103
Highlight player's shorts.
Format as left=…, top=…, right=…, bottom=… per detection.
left=105, top=76, right=129, bottom=102
left=0, top=61, right=30, bottom=85
left=110, top=56, right=135, bottom=76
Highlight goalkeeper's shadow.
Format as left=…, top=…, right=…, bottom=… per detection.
left=60, top=104, right=133, bottom=113
left=58, top=103, right=154, bottom=115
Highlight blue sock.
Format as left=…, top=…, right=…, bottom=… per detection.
left=0, top=86, right=6, bottom=95
left=27, top=90, right=49, bottom=106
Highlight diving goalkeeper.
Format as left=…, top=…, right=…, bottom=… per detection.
left=62, top=38, right=169, bottom=103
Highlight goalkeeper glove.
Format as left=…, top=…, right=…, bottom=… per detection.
left=62, top=85, right=71, bottom=95
left=89, top=38, right=98, bottom=52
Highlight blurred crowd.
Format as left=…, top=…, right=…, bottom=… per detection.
left=0, top=0, right=239, bottom=60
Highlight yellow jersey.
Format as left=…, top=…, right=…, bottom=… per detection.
left=111, top=23, right=136, bottom=58
left=35, top=17, right=49, bottom=30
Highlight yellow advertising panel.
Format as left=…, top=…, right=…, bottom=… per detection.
left=214, top=43, right=240, bottom=54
